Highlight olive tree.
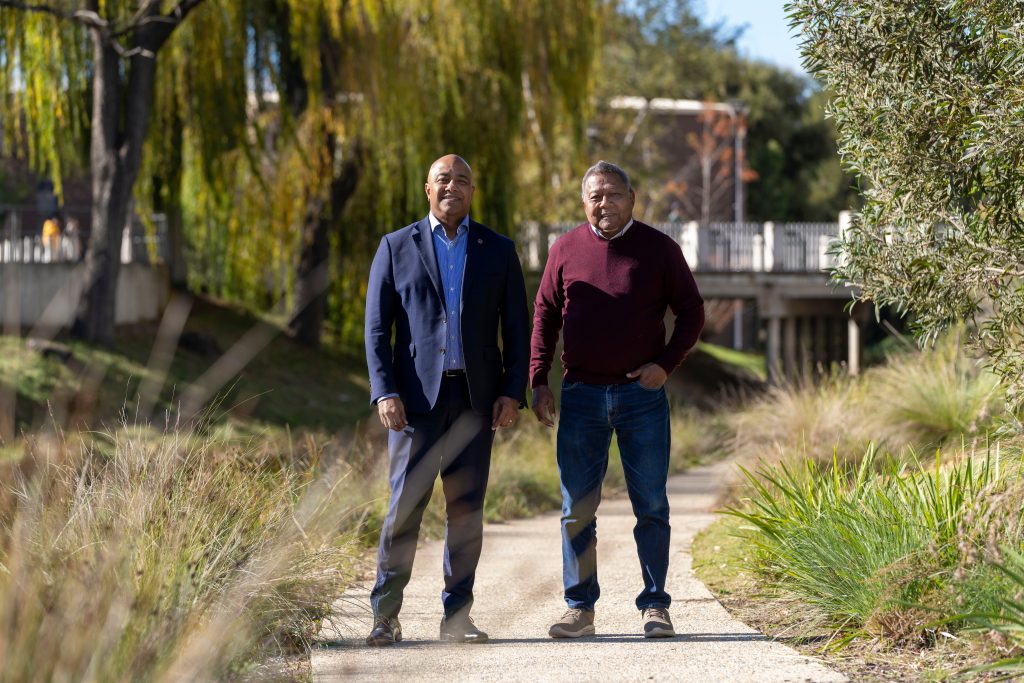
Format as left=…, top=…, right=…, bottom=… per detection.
left=788, top=0, right=1024, bottom=405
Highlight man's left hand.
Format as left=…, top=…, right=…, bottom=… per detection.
left=491, top=396, right=519, bottom=430
left=626, top=363, right=668, bottom=390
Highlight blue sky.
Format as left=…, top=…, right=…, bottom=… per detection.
left=697, top=1, right=806, bottom=75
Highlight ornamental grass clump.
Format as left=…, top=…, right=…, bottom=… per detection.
left=722, top=332, right=1003, bottom=487
left=0, top=426, right=360, bottom=682
left=865, top=334, right=1001, bottom=448
left=727, top=444, right=1024, bottom=644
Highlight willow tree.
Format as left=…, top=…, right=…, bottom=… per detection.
left=0, top=0, right=208, bottom=344
left=788, top=1, right=1024, bottom=405
left=166, top=0, right=601, bottom=349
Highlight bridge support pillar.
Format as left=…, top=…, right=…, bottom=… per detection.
left=848, top=316, right=861, bottom=376
left=767, top=316, right=781, bottom=383
left=783, top=316, right=797, bottom=379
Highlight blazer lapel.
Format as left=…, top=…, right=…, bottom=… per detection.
left=412, top=217, right=444, bottom=304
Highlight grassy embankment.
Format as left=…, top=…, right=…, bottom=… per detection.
left=692, top=334, right=1024, bottom=681
left=0, top=296, right=713, bottom=680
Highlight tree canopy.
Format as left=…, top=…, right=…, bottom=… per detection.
left=789, top=0, right=1024, bottom=406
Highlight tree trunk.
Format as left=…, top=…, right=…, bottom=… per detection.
left=288, top=139, right=360, bottom=348
left=73, top=10, right=180, bottom=344
left=73, top=35, right=124, bottom=345
left=163, top=111, right=189, bottom=289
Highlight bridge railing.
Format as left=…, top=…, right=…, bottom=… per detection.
left=521, top=220, right=842, bottom=273
left=0, top=205, right=168, bottom=266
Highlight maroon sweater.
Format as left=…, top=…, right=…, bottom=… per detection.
left=530, top=221, right=705, bottom=387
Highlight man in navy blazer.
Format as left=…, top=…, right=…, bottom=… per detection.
left=364, top=154, right=529, bottom=646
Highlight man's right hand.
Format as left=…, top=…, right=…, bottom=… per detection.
left=378, top=397, right=408, bottom=431
left=531, top=386, right=556, bottom=428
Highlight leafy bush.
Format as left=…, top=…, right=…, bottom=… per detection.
left=788, top=0, right=1024, bottom=407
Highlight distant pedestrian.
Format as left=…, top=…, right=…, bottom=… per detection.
left=667, top=200, right=683, bottom=223
left=364, top=154, right=530, bottom=646
left=41, top=215, right=60, bottom=262
left=530, top=160, right=704, bottom=640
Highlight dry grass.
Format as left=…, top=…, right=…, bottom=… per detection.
left=720, top=332, right=1003, bottom=502
left=0, top=421, right=364, bottom=682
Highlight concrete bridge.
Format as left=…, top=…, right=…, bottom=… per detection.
left=521, top=214, right=864, bottom=383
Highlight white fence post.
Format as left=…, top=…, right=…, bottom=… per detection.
left=682, top=221, right=698, bottom=269
left=762, top=221, right=775, bottom=272
left=837, top=211, right=852, bottom=268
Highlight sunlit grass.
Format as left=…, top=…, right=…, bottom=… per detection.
left=727, top=445, right=1024, bottom=644
left=0, top=425, right=360, bottom=681
left=697, top=341, right=767, bottom=381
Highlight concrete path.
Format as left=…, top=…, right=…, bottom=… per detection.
left=312, top=463, right=846, bottom=683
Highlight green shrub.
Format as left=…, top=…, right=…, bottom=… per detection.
left=958, top=545, right=1024, bottom=678
left=727, top=444, right=1023, bottom=643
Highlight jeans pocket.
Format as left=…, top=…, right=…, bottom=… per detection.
left=561, top=380, right=583, bottom=391
left=636, top=381, right=663, bottom=393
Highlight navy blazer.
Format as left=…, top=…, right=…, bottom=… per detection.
left=365, top=217, right=530, bottom=415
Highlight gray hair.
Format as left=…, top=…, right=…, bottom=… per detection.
left=581, top=160, right=632, bottom=199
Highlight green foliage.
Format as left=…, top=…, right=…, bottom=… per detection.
left=959, top=546, right=1024, bottom=677
left=0, top=3, right=91, bottom=195
left=139, top=0, right=602, bottom=348
left=788, top=0, right=1024, bottom=407
left=727, top=446, right=1024, bottom=642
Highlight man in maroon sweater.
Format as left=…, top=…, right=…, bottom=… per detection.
left=530, top=160, right=704, bottom=639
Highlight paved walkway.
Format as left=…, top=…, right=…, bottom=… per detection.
left=312, top=463, right=846, bottom=683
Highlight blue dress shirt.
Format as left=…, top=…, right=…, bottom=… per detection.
left=429, top=212, right=469, bottom=371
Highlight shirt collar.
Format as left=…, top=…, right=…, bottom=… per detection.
left=429, top=212, right=470, bottom=238
left=591, top=218, right=634, bottom=241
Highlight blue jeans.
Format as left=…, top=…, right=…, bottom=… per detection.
left=557, top=380, right=671, bottom=611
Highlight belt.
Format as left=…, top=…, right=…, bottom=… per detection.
left=442, top=369, right=466, bottom=377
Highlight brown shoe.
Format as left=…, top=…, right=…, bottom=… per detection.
left=366, top=616, right=402, bottom=646
left=548, top=607, right=595, bottom=638
left=641, top=607, right=675, bottom=638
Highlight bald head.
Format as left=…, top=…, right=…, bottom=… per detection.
left=425, top=154, right=475, bottom=233
left=427, top=154, right=473, bottom=182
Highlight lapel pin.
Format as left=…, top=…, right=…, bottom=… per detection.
left=477, top=238, right=483, bottom=244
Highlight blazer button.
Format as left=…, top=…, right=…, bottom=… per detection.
left=440, top=348, right=445, bottom=354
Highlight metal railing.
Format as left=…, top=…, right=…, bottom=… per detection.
left=523, top=220, right=842, bottom=273
left=0, top=206, right=168, bottom=266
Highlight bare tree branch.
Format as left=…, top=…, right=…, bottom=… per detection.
left=106, top=0, right=206, bottom=48
left=0, top=0, right=107, bottom=29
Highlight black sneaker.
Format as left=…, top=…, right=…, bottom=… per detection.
left=366, top=615, right=402, bottom=646
left=641, top=607, right=675, bottom=638
left=439, top=613, right=489, bottom=643
left=548, top=607, right=596, bottom=638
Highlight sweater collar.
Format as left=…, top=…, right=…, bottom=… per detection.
left=590, top=218, right=634, bottom=241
